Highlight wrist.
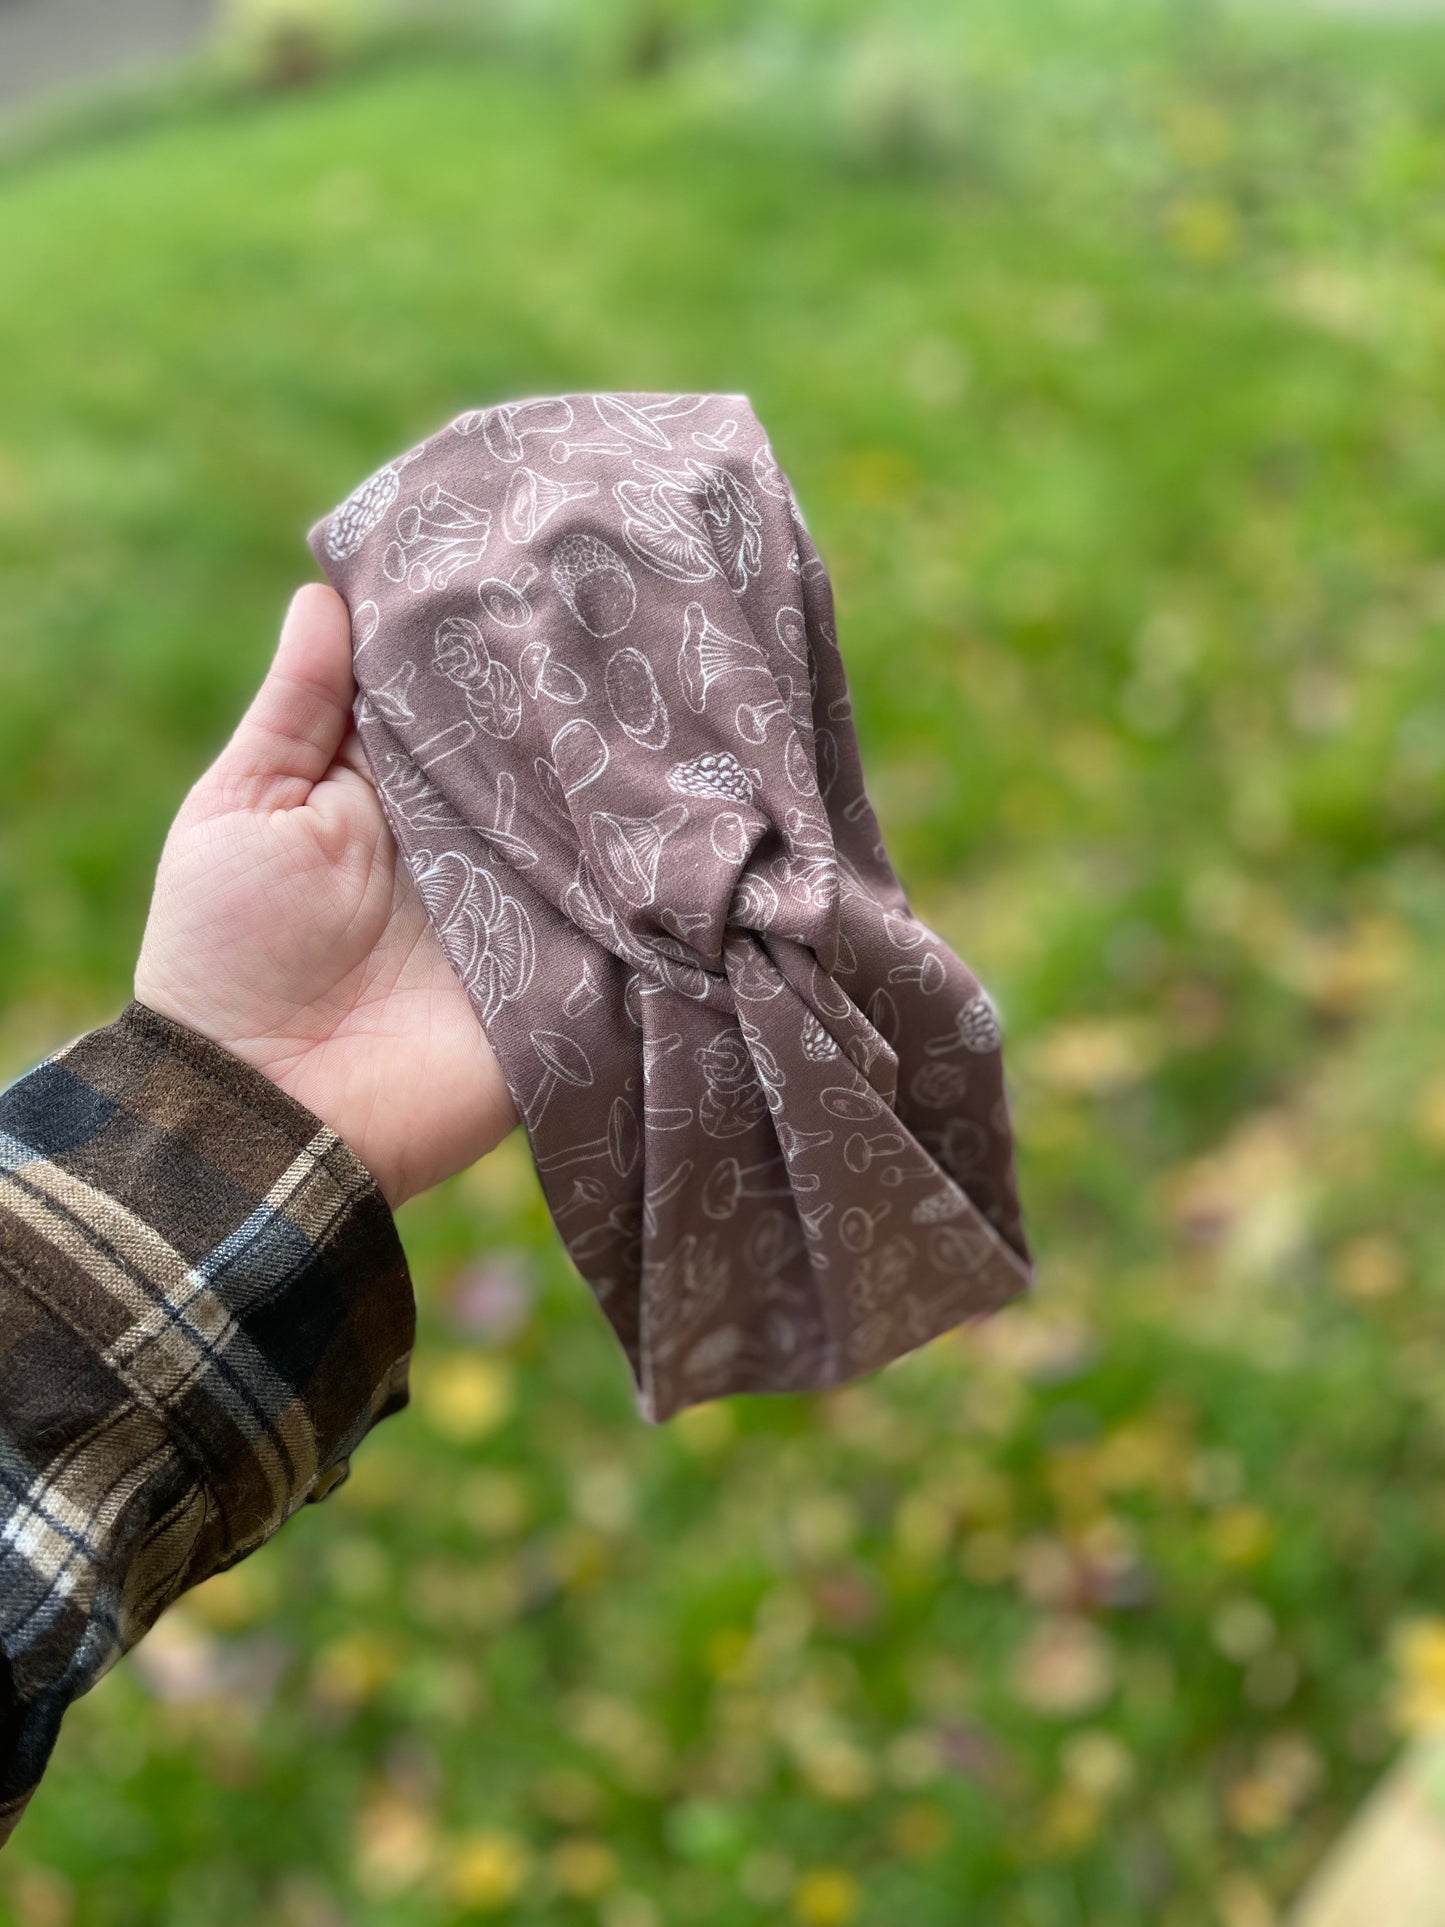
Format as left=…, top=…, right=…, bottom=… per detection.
left=130, top=987, right=406, bottom=1211
left=229, top=1044, right=406, bottom=1209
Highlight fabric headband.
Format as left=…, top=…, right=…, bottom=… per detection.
left=309, top=392, right=1031, bottom=1421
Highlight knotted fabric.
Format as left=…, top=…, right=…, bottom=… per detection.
left=309, top=393, right=1031, bottom=1420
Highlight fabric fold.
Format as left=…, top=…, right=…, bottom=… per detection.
left=310, top=391, right=1031, bottom=1420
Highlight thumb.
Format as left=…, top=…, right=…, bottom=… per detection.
left=209, top=583, right=357, bottom=810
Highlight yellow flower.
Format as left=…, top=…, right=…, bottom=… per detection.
left=793, top=1867, right=861, bottom=1927
left=1393, top=1618, right=1445, bottom=1734
left=420, top=1355, right=514, bottom=1442
left=1060, top=1729, right=1135, bottom=1803
left=799, top=1737, right=877, bottom=1803
left=1225, top=1774, right=1290, bottom=1837
left=549, top=1836, right=618, bottom=1899
left=1209, top=1506, right=1274, bottom=1569
left=445, top=1829, right=533, bottom=1911
left=310, top=1631, right=398, bottom=1713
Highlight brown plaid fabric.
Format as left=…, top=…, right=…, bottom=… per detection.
left=0, top=999, right=414, bottom=1847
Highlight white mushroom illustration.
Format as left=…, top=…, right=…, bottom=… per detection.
left=325, top=444, right=424, bottom=561
left=550, top=532, right=637, bottom=638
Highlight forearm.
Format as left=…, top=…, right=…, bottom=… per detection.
left=0, top=999, right=415, bottom=1845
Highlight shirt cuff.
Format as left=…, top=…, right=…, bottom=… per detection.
left=0, top=999, right=415, bottom=1845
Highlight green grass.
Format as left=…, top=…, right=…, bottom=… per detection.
left=6, top=3, right=1445, bottom=1920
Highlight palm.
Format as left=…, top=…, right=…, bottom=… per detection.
left=135, top=587, right=515, bottom=1208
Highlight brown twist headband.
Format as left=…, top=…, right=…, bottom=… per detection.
left=310, top=393, right=1031, bottom=1420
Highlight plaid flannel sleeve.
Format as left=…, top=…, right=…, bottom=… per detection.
left=0, top=999, right=416, bottom=1848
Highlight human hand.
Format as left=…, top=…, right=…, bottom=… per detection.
left=135, top=584, right=517, bottom=1209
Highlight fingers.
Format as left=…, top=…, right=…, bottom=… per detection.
left=209, top=584, right=358, bottom=810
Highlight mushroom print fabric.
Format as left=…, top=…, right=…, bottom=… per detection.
left=310, top=394, right=1032, bottom=1421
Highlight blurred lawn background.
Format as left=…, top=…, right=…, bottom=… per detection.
left=6, top=0, right=1445, bottom=1920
